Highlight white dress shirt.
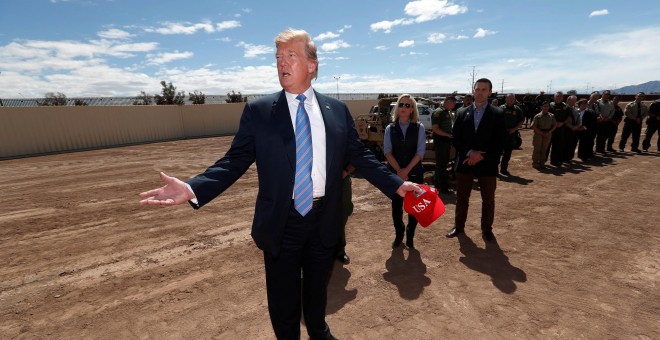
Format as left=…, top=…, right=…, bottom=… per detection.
left=286, top=88, right=327, bottom=198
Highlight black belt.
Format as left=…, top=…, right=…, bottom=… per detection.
left=312, top=197, right=325, bottom=209
left=291, top=197, right=325, bottom=210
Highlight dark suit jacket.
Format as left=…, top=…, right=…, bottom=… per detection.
left=580, top=108, right=598, bottom=138
left=452, top=103, right=507, bottom=176
left=187, top=90, right=403, bottom=256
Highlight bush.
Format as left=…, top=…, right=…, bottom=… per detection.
left=37, top=92, right=67, bottom=106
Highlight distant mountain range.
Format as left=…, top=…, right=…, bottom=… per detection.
left=613, top=81, right=660, bottom=94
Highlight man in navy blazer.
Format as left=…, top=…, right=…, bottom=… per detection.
left=445, top=78, right=507, bottom=243
left=139, top=28, right=419, bottom=340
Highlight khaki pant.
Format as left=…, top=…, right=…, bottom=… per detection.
left=532, top=133, right=551, bottom=166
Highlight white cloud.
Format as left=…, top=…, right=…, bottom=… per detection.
left=589, top=9, right=609, bottom=18
left=453, top=35, right=469, bottom=40
left=315, top=32, right=340, bottom=41
left=568, top=26, right=659, bottom=58
left=216, top=20, right=241, bottom=31
left=375, top=45, right=389, bottom=51
left=0, top=39, right=159, bottom=64
left=371, top=0, right=467, bottom=33
left=145, top=21, right=215, bottom=35
left=338, top=25, right=352, bottom=33
left=321, top=40, right=351, bottom=52
left=97, top=28, right=134, bottom=40
left=474, top=28, right=497, bottom=38
left=399, top=40, right=415, bottom=48
left=146, top=51, right=194, bottom=65
left=427, top=33, right=447, bottom=44
left=236, top=42, right=274, bottom=58
left=405, top=0, right=468, bottom=23
left=370, top=19, right=413, bottom=34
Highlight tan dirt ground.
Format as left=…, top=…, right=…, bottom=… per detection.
left=0, top=128, right=658, bottom=340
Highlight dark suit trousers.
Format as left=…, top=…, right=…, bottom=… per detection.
left=619, top=120, right=642, bottom=150
left=454, top=172, right=496, bottom=232
left=391, top=173, right=423, bottom=233
left=264, top=205, right=335, bottom=340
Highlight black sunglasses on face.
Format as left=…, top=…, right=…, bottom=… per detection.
left=398, top=102, right=412, bottom=108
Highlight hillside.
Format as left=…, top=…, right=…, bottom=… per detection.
left=613, top=80, right=660, bottom=94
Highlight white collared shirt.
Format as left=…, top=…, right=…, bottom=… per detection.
left=285, top=88, right=326, bottom=198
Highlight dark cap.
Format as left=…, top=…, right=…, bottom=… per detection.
left=577, top=98, right=588, bottom=105
left=464, top=94, right=473, bottom=98
left=638, top=91, right=646, bottom=96
left=602, top=90, right=611, bottom=95
left=445, top=95, right=457, bottom=101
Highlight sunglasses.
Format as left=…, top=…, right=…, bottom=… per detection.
left=398, top=102, right=412, bottom=108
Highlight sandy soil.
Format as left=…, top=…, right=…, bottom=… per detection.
left=1, top=128, right=658, bottom=340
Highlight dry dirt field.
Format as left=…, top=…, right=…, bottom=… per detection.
left=1, top=128, right=658, bottom=340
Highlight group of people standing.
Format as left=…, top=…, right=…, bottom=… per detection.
left=138, top=27, right=660, bottom=339
left=530, top=90, right=659, bottom=169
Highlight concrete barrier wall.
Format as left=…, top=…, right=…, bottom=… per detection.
left=0, top=99, right=377, bottom=159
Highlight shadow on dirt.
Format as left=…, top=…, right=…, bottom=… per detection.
left=326, top=261, right=358, bottom=315
left=457, top=234, right=527, bottom=294
left=381, top=247, right=432, bottom=300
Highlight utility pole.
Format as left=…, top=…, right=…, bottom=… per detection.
left=468, top=66, right=478, bottom=92
left=333, top=76, right=340, bottom=100
left=500, top=79, right=505, bottom=94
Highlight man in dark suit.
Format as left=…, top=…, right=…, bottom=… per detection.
left=445, top=78, right=507, bottom=243
left=574, top=98, right=598, bottom=161
left=139, top=28, right=419, bottom=340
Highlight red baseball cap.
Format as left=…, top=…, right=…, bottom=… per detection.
left=403, top=184, right=445, bottom=227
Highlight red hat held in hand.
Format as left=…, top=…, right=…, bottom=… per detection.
left=403, top=184, right=445, bottom=227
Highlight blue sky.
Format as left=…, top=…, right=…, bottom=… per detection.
left=1, top=0, right=659, bottom=98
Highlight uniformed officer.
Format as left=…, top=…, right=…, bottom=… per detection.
left=619, top=92, right=649, bottom=153
left=642, top=99, right=660, bottom=152
left=531, top=101, right=557, bottom=169
left=595, top=90, right=615, bottom=153
left=564, top=95, right=579, bottom=161
left=431, top=96, right=456, bottom=193
left=522, top=93, right=536, bottom=128
left=548, top=91, right=572, bottom=166
left=499, top=93, right=524, bottom=176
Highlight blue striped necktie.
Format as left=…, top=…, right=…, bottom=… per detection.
left=294, top=94, right=313, bottom=216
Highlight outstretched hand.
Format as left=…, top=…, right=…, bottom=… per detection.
left=139, top=172, right=195, bottom=206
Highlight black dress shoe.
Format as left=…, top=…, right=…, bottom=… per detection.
left=337, top=253, right=350, bottom=265
left=500, top=169, right=511, bottom=176
left=632, top=149, right=642, bottom=154
left=446, top=227, right=464, bottom=238
left=392, top=236, right=403, bottom=248
left=482, top=231, right=496, bottom=242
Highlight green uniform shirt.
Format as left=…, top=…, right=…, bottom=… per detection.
left=499, top=104, right=524, bottom=129
left=432, top=107, right=453, bottom=137
left=549, top=102, right=570, bottom=123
